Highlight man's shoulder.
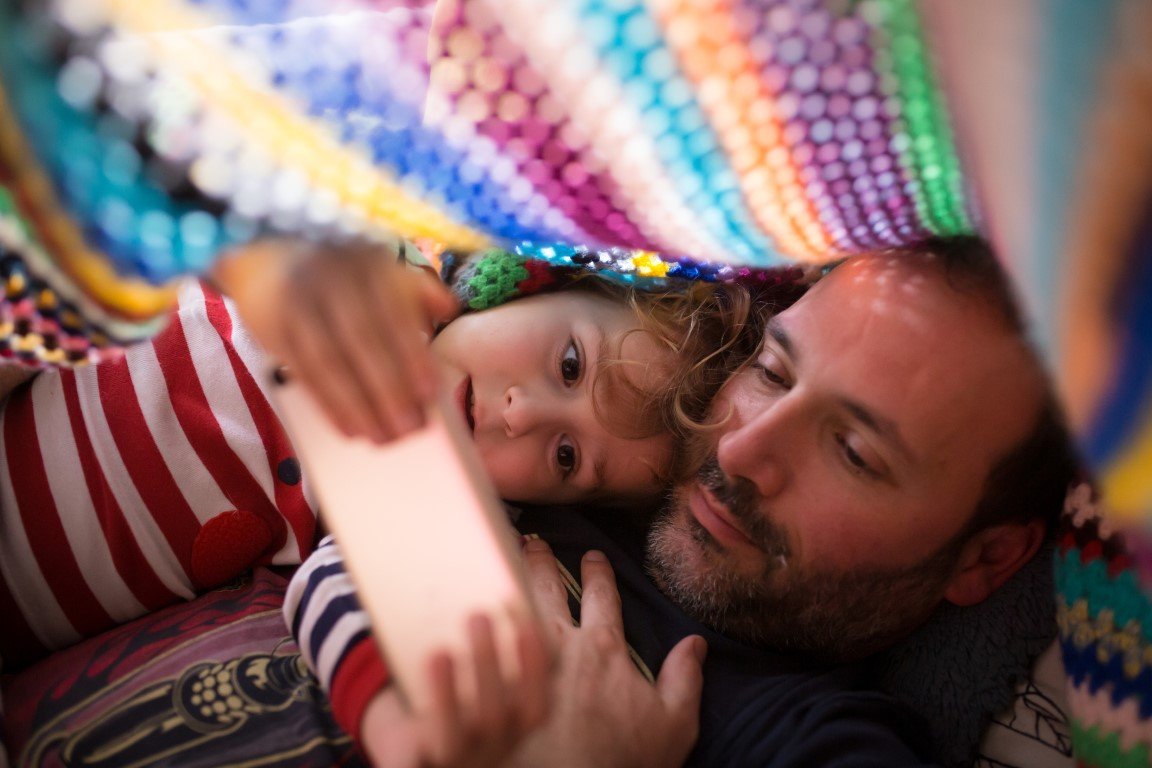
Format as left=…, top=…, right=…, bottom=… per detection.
left=695, top=665, right=938, bottom=766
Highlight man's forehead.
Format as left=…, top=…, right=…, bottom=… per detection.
left=777, top=253, right=1042, bottom=464
left=795, top=255, right=948, bottom=330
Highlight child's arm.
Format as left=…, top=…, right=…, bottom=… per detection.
left=285, top=536, right=552, bottom=766
left=284, top=535, right=390, bottom=741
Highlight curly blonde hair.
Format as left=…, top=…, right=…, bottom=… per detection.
left=574, top=277, right=786, bottom=486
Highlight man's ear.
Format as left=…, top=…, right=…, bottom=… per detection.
left=943, top=520, right=1046, bottom=607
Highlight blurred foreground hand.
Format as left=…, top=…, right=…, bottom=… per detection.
left=359, top=613, right=551, bottom=768
left=213, top=238, right=459, bottom=443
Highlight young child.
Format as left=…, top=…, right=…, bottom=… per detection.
left=0, top=240, right=763, bottom=669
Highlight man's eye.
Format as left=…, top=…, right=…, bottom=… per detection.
left=835, top=433, right=877, bottom=477
left=560, top=341, right=581, bottom=384
left=556, top=439, right=577, bottom=476
left=753, top=362, right=789, bottom=389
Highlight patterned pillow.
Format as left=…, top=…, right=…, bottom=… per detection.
left=1, top=567, right=362, bottom=768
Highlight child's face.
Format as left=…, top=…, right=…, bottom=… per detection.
left=431, top=291, right=674, bottom=506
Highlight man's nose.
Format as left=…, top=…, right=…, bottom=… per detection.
left=715, top=401, right=797, bottom=499
left=502, top=385, right=557, bottom=438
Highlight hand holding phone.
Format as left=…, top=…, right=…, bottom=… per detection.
left=273, top=376, right=540, bottom=712
left=360, top=613, right=551, bottom=768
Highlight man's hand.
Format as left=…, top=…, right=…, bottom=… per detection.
left=512, top=539, right=706, bottom=768
left=360, top=614, right=551, bottom=767
left=213, top=238, right=459, bottom=443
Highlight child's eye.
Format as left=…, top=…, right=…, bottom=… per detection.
left=556, top=438, right=578, bottom=476
left=560, top=340, right=581, bottom=384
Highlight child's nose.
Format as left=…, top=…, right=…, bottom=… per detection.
left=502, top=385, right=557, bottom=438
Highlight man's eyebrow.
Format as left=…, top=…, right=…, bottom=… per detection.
left=766, top=316, right=796, bottom=361
left=839, top=398, right=916, bottom=463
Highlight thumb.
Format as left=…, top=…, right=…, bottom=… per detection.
left=656, top=635, right=706, bottom=728
left=416, top=272, right=462, bottom=328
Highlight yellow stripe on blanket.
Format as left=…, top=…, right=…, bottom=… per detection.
left=103, top=0, right=490, bottom=252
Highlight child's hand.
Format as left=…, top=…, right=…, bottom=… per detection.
left=360, top=614, right=552, bottom=768
left=214, top=238, right=459, bottom=443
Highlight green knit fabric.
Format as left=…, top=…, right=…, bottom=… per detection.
left=464, top=249, right=529, bottom=310
left=1072, top=722, right=1152, bottom=768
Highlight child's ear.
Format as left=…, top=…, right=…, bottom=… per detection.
left=943, top=519, right=1046, bottom=607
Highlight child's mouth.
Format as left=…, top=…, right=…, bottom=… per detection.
left=464, top=377, right=476, bottom=434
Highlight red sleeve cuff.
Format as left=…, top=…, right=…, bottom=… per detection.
left=329, top=638, right=390, bottom=743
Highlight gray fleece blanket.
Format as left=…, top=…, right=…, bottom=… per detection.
left=875, top=545, right=1057, bottom=767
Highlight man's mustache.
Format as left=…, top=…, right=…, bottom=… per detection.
left=696, top=456, right=791, bottom=560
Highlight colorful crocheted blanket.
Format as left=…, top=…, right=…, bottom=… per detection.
left=0, top=0, right=973, bottom=362
left=0, top=1, right=1149, bottom=765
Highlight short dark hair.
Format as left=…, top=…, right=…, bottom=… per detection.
left=921, top=235, right=1026, bottom=334
left=967, top=391, right=1079, bottom=534
left=905, top=236, right=1080, bottom=534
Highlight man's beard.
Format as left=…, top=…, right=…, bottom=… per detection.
left=646, top=456, right=967, bottom=661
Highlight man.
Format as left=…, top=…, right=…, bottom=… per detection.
left=289, top=237, right=1078, bottom=765
left=647, top=240, right=1068, bottom=660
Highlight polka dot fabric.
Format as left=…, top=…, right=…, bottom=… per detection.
left=0, top=0, right=972, bottom=361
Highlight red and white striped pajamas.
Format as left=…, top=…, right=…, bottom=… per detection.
left=0, top=281, right=318, bottom=669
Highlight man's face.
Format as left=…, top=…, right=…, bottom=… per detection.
left=647, top=256, right=1043, bottom=657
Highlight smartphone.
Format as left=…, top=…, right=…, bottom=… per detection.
left=272, top=375, right=535, bottom=711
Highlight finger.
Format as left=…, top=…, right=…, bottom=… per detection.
left=321, top=266, right=428, bottom=440
left=424, top=650, right=464, bottom=766
left=577, top=551, right=624, bottom=632
left=360, top=692, right=423, bottom=768
left=511, top=615, right=553, bottom=733
left=305, top=315, right=399, bottom=443
left=416, top=270, right=461, bottom=328
left=656, top=634, right=706, bottom=737
left=281, top=309, right=382, bottom=441
left=282, top=264, right=391, bottom=441
left=466, top=614, right=512, bottom=745
left=372, top=267, right=447, bottom=403
left=520, top=538, right=574, bottom=638
left=407, top=277, right=456, bottom=402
